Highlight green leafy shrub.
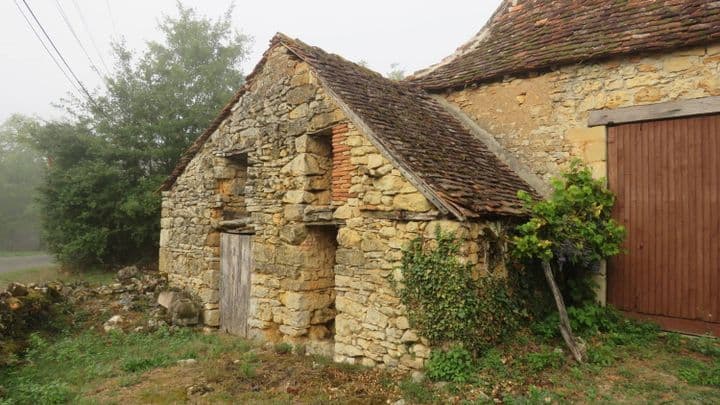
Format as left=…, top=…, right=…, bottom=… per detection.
left=425, top=346, right=477, bottom=383
left=273, top=342, right=293, bottom=355
left=398, top=229, right=529, bottom=351
left=525, top=347, right=564, bottom=372
left=586, top=344, right=616, bottom=367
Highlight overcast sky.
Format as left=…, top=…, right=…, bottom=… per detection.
left=0, top=0, right=502, bottom=122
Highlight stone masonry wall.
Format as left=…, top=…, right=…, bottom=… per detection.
left=445, top=44, right=720, bottom=181
left=160, top=45, right=501, bottom=370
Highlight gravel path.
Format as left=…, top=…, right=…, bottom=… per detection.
left=0, top=254, right=55, bottom=274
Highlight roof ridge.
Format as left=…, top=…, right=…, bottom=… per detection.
left=409, top=0, right=720, bottom=91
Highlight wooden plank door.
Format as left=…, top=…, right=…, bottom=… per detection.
left=220, top=233, right=252, bottom=336
left=607, top=114, right=720, bottom=335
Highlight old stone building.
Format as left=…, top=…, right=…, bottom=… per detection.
left=160, top=0, right=720, bottom=365
left=159, top=34, right=537, bottom=369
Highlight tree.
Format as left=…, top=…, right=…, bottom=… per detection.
left=386, top=63, right=405, bottom=81
left=512, top=161, right=625, bottom=362
left=31, top=3, right=250, bottom=268
left=0, top=115, right=45, bottom=251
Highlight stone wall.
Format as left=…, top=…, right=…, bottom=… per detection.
left=445, top=44, right=720, bottom=181
left=160, top=45, right=501, bottom=369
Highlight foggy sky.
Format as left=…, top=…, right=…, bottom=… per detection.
left=0, top=0, right=502, bottom=122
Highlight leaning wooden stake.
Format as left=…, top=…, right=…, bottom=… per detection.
left=542, top=260, right=586, bottom=363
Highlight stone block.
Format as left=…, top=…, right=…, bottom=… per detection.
left=284, top=310, right=312, bottom=328
left=374, top=175, right=406, bottom=194
left=281, top=154, right=325, bottom=176
left=336, top=342, right=363, bottom=357
left=338, top=228, right=362, bottom=248
left=336, top=296, right=365, bottom=318
left=395, top=316, right=410, bottom=330
left=366, top=154, right=384, bottom=169
left=392, top=193, right=432, bottom=212
left=582, top=141, right=606, bottom=163
left=157, top=291, right=181, bottom=309
left=280, top=224, right=308, bottom=245
left=283, top=291, right=332, bottom=311
left=283, top=190, right=316, bottom=204
left=336, top=249, right=365, bottom=266
left=289, top=103, right=309, bottom=119
left=634, top=87, right=663, bottom=103
left=401, top=330, right=419, bottom=343
left=286, top=84, right=316, bottom=105
left=283, top=204, right=306, bottom=221
left=365, top=308, right=389, bottom=328
left=202, top=309, right=220, bottom=327
left=566, top=126, right=605, bottom=143
left=663, top=56, right=698, bottom=72
left=279, top=325, right=308, bottom=337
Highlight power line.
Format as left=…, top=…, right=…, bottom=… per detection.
left=104, top=0, right=118, bottom=38
left=54, top=0, right=107, bottom=79
left=13, top=0, right=82, bottom=95
left=70, top=0, right=110, bottom=74
left=19, top=0, right=105, bottom=115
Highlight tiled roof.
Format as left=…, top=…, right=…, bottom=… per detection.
left=162, top=34, right=536, bottom=218
left=409, top=0, right=720, bottom=91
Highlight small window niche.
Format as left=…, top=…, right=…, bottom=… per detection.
left=303, top=130, right=332, bottom=206
left=217, top=153, right=248, bottom=221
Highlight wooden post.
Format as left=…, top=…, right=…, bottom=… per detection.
left=542, top=260, right=586, bottom=363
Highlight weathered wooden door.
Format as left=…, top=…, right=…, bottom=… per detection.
left=607, top=114, right=720, bottom=335
left=220, top=233, right=252, bottom=336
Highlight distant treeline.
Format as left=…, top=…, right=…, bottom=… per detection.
left=2, top=4, right=249, bottom=269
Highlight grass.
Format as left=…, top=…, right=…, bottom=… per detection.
left=0, top=251, right=45, bottom=257
left=2, top=301, right=720, bottom=403
left=0, top=327, right=250, bottom=404
left=0, top=266, right=115, bottom=290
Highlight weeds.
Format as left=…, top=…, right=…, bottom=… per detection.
left=676, top=358, right=720, bottom=387
left=273, top=342, right=293, bottom=355
left=524, top=347, right=564, bottom=372
left=399, top=379, right=435, bottom=404
left=425, top=346, right=477, bottom=383
left=688, top=335, right=720, bottom=358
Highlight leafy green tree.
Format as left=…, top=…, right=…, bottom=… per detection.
left=31, top=3, right=250, bottom=268
left=0, top=115, right=45, bottom=251
left=512, top=161, right=625, bottom=362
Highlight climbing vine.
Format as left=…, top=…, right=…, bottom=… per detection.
left=397, top=228, right=529, bottom=352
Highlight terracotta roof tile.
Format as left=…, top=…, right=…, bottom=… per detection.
left=409, top=0, right=720, bottom=91
left=276, top=34, right=534, bottom=218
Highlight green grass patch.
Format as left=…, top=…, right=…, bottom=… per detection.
left=676, top=358, right=720, bottom=387
left=0, top=251, right=46, bottom=257
left=0, top=327, right=251, bottom=403
left=0, top=266, right=115, bottom=290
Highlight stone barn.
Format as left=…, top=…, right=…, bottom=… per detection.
left=407, top=0, right=720, bottom=335
left=158, top=34, right=539, bottom=368
left=160, top=0, right=720, bottom=367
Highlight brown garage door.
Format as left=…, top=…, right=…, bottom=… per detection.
left=607, top=114, right=720, bottom=335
